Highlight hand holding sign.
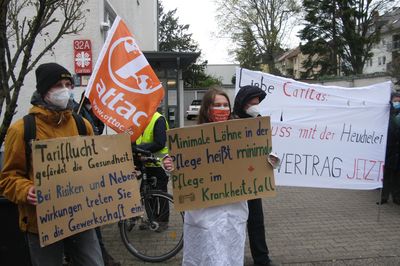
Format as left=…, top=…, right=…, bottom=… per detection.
left=27, top=186, right=37, bottom=205
left=167, top=117, right=276, bottom=211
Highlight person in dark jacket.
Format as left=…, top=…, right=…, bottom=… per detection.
left=233, top=85, right=273, bottom=266
left=379, top=92, right=400, bottom=205
left=75, top=95, right=105, bottom=136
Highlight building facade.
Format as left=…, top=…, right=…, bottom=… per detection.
left=363, top=7, right=400, bottom=74
left=5, top=0, right=198, bottom=128
left=8, top=0, right=158, bottom=123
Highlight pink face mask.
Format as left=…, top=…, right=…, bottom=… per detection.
left=210, top=107, right=230, bottom=122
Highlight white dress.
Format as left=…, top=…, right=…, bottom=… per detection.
left=182, top=201, right=249, bottom=266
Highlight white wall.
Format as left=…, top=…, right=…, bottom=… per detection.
left=108, top=0, right=158, bottom=51
left=309, top=75, right=393, bottom=88
left=363, top=34, right=392, bottom=74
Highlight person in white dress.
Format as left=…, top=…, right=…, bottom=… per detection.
left=162, top=87, right=279, bottom=266
left=169, top=88, right=247, bottom=266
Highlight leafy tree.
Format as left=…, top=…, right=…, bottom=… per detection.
left=232, top=24, right=261, bottom=70
left=300, top=0, right=341, bottom=78
left=158, top=3, right=197, bottom=52
left=216, top=0, right=300, bottom=73
left=0, top=0, right=87, bottom=148
left=158, top=1, right=221, bottom=88
left=300, top=0, right=396, bottom=76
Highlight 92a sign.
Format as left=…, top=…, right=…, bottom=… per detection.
left=74, top=39, right=92, bottom=74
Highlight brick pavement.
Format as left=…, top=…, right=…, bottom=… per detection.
left=102, top=186, right=400, bottom=266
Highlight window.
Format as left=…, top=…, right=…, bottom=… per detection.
left=383, top=56, right=386, bottom=65
left=370, top=59, right=373, bottom=66
left=378, top=57, right=382, bottom=65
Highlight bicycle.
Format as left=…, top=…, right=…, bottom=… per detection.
left=118, top=147, right=184, bottom=262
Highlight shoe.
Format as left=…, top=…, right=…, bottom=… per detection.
left=155, top=222, right=169, bottom=233
left=376, top=199, right=388, bottom=205
left=254, top=258, right=276, bottom=266
left=102, top=250, right=121, bottom=266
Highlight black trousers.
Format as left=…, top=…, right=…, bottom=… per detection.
left=382, top=167, right=397, bottom=201
left=247, top=198, right=270, bottom=264
left=145, top=167, right=170, bottom=222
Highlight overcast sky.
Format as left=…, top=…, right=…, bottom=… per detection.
left=161, top=0, right=302, bottom=65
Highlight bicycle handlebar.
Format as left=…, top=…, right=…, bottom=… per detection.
left=131, top=145, right=162, bottom=166
left=132, top=146, right=152, bottom=157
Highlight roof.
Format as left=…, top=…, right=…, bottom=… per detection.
left=276, top=47, right=301, bottom=62
left=143, top=51, right=200, bottom=70
left=378, top=7, right=400, bottom=34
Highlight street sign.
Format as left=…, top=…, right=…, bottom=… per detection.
left=74, top=39, right=92, bottom=74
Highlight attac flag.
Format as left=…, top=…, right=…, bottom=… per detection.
left=85, top=16, right=164, bottom=141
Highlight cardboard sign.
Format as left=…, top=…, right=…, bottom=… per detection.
left=32, top=134, right=142, bottom=247
left=85, top=16, right=164, bottom=141
left=167, top=117, right=276, bottom=211
left=236, top=68, right=391, bottom=190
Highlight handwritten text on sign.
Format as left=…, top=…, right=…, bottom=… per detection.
left=237, top=68, right=391, bottom=189
left=167, top=117, right=276, bottom=211
left=32, top=134, right=142, bottom=247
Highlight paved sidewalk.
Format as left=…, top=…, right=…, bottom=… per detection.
left=102, top=186, right=400, bottom=265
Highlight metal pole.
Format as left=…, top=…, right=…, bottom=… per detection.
left=377, top=187, right=383, bottom=222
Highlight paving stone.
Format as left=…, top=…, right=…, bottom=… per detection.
left=101, top=186, right=400, bottom=265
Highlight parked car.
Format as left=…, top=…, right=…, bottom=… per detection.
left=186, top=99, right=202, bottom=120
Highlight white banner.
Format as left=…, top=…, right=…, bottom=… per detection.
left=236, top=68, right=392, bottom=189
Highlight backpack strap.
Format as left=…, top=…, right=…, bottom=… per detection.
left=23, top=114, right=36, bottom=174
left=22, top=112, right=88, bottom=176
left=72, top=112, right=88, bottom=136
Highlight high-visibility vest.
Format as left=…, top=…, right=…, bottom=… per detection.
left=136, top=112, right=169, bottom=167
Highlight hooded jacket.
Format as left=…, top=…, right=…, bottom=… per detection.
left=232, top=85, right=266, bottom=118
left=0, top=104, right=93, bottom=233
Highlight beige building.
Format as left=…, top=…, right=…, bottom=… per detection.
left=275, top=47, right=319, bottom=79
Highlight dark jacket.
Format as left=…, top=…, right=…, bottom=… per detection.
left=233, top=85, right=266, bottom=118
left=385, top=108, right=400, bottom=171
left=73, top=101, right=105, bottom=135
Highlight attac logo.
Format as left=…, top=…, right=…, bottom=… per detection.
left=109, top=37, right=162, bottom=94
left=85, top=17, right=164, bottom=141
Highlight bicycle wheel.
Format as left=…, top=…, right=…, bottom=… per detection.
left=119, top=190, right=184, bottom=262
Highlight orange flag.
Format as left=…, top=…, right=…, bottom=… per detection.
left=85, top=16, right=164, bottom=141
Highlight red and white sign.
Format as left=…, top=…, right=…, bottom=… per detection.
left=74, top=39, right=92, bottom=74
left=85, top=17, right=164, bottom=141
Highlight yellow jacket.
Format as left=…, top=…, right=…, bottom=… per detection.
left=0, top=106, right=93, bottom=233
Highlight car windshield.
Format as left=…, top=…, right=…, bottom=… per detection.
left=191, top=100, right=201, bottom=105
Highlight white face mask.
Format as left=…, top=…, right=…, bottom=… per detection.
left=45, top=88, right=71, bottom=109
left=246, top=105, right=261, bottom=117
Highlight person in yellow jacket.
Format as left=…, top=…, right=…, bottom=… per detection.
left=0, top=63, right=103, bottom=266
left=135, top=111, right=170, bottom=232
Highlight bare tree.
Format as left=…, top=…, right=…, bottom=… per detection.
left=0, top=0, right=87, bottom=147
left=216, top=0, right=300, bottom=73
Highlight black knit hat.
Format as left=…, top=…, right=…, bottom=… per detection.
left=35, top=63, right=73, bottom=96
